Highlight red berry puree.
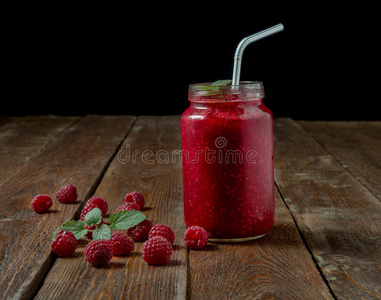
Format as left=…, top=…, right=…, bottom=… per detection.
left=181, top=82, right=274, bottom=241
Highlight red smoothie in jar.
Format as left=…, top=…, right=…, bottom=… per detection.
left=181, top=81, right=274, bottom=241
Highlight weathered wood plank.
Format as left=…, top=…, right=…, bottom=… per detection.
left=188, top=186, right=333, bottom=300
left=35, top=116, right=187, bottom=300
left=0, top=115, right=136, bottom=300
left=0, top=115, right=79, bottom=185
left=274, top=118, right=381, bottom=299
left=0, top=116, right=19, bottom=128
left=298, top=121, right=381, bottom=201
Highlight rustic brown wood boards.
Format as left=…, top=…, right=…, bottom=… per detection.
left=0, top=116, right=380, bottom=299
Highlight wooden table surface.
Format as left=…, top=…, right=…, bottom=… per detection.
left=0, top=115, right=380, bottom=300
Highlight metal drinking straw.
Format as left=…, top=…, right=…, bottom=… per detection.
left=232, top=24, right=284, bottom=86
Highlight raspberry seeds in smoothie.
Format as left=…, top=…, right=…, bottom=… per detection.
left=181, top=82, right=274, bottom=241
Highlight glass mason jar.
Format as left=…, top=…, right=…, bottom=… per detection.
left=181, top=81, right=274, bottom=242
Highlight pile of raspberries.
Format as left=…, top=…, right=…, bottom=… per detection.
left=32, top=184, right=208, bottom=267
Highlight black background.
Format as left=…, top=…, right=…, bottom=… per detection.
left=2, top=4, right=379, bottom=120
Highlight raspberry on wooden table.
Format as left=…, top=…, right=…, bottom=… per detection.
left=84, top=239, right=113, bottom=267
left=110, top=231, right=134, bottom=256
left=124, top=192, right=145, bottom=210
left=114, top=202, right=141, bottom=213
left=127, top=219, right=154, bottom=242
left=142, top=236, right=172, bottom=265
left=51, top=230, right=78, bottom=256
left=149, top=224, right=175, bottom=245
left=31, top=194, right=53, bottom=213
left=55, top=184, right=77, bottom=204
left=86, top=196, right=108, bottom=215
left=80, top=203, right=105, bottom=221
left=184, top=226, right=208, bottom=250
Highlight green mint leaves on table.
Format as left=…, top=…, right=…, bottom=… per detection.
left=109, top=210, right=147, bottom=230
left=53, top=207, right=146, bottom=240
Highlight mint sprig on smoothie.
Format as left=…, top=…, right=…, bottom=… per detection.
left=193, top=80, right=232, bottom=98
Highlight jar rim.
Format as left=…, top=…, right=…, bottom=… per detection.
left=188, top=81, right=264, bottom=102
left=189, top=81, right=262, bottom=88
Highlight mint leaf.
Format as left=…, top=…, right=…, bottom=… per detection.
left=84, top=207, right=102, bottom=227
left=109, top=209, right=146, bottom=230
left=52, top=228, right=61, bottom=240
left=211, top=79, right=232, bottom=86
left=193, top=85, right=214, bottom=96
left=53, top=220, right=87, bottom=240
left=92, top=223, right=111, bottom=240
left=194, top=80, right=232, bottom=97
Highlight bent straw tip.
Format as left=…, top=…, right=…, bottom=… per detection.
left=232, top=24, right=284, bottom=85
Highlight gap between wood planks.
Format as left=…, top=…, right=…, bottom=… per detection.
left=273, top=120, right=341, bottom=299
left=275, top=181, right=338, bottom=300
left=186, top=247, right=191, bottom=300
left=30, top=116, right=138, bottom=300
left=72, top=116, right=138, bottom=221
left=274, top=119, right=381, bottom=299
left=34, top=116, right=187, bottom=300
left=299, top=123, right=381, bottom=205
left=0, top=116, right=81, bottom=186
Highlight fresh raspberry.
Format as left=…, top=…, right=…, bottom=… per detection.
left=124, top=192, right=145, bottom=210
left=127, top=219, right=153, bottom=242
left=31, top=194, right=53, bottom=213
left=114, top=202, right=141, bottom=213
left=55, top=184, right=77, bottom=204
left=80, top=203, right=105, bottom=221
left=86, top=196, right=108, bottom=215
left=149, top=224, right=175, bottom=245
left=142, top=236, right=172, bottom=265
left=85, top=219, right=106, bottom=239
left=51, top=230, right=78, bottom=256
left=184, top=226, right=208, bottom=250
left=84, top=239, right=113, bottom=267
left=110, top=231, right=134, bottom=256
